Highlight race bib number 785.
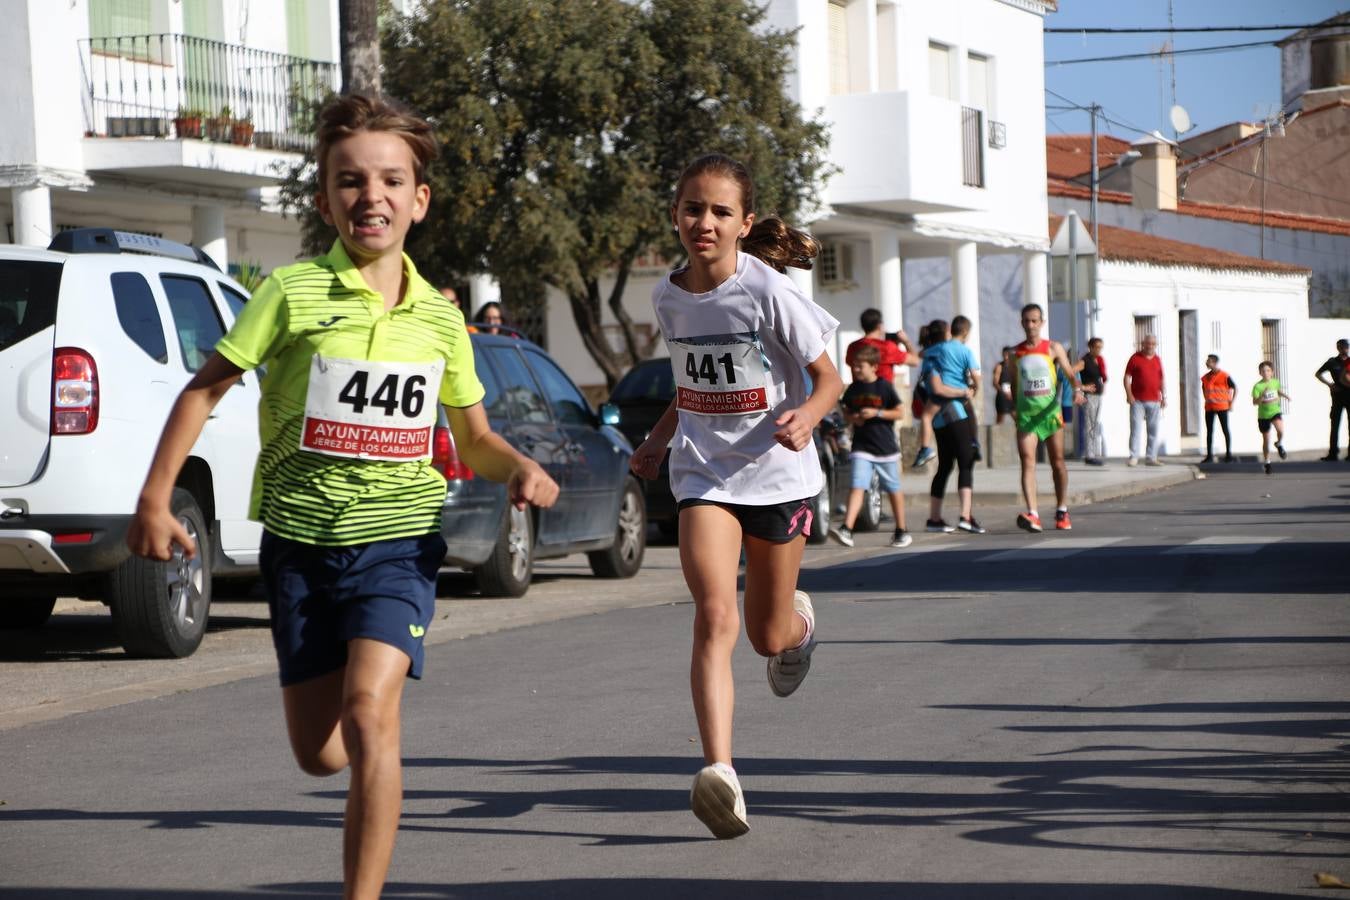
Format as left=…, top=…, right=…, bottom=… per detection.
left=301, top=356, right=443, bottom=461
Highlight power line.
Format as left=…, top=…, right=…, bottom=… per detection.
left=1044, top=88, right=1350, bottom=213
left=1045, top=24, right=1331, bottom=34
left=1047, top=39, right=1277, bottom=66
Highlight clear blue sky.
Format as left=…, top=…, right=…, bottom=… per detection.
left=1044, top=1, right=1349, bottom=143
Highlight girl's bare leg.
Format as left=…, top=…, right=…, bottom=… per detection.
left=741, top=533, right=808, bottom=658
left=679, top=504, right=745, bottom=765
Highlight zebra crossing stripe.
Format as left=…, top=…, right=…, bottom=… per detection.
left=977, top=537, right=1127, bottom=562
left=1162, top=536, right=1287, bottom=555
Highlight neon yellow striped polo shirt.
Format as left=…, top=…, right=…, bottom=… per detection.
left=216, top=240, right=485, bottom=546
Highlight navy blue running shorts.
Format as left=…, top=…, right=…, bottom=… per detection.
left=676, top=497, right=813, bottom=543
left=259, top=530, right=446, bottom=687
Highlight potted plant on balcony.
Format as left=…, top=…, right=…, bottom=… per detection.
left=205, top=105, right=233, bottom=143
left=230, top=112, right=254, bottom=147
left=173, top=106, right=204, bottom=140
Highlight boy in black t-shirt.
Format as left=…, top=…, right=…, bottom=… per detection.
left=830, top=344, right=911, bottom=548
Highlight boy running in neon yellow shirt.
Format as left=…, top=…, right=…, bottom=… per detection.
left=127, top=93, right=558, bottom=899
left=1252, top=360, right=1291, bottom=475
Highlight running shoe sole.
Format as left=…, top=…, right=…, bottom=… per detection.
left=767, top=591, right=815, bottom=698
left=690, top=766, right=749, bottom=839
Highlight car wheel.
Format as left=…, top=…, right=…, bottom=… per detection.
left=474, top=504, right=533, bottom=597
left=855, top=470, right=883, bottom=532
left=0, top=596, right=57, bottom=629
left=589, top=478, right=646, bottom=578
left=108, top=487, right=211, bottom=658
left=806, top=476, right=830, bottom=545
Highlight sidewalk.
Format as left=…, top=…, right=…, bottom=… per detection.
left=899, top=454, right=1198, bottom=510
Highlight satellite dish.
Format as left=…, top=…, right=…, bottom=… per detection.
left=1169, top=104, right=1193, bottom=135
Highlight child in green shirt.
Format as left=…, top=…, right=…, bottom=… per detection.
left=1252, top=360, right=1291, bottom=474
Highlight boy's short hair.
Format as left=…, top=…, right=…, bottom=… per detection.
left=315, top=93, right=440, bottom=188
left=1206, top=353, right=1219, bottom=364
left=1088, top=336, right=1103, bottom=348
left=951, top=315, right=971, bottom=338
left=851, top=343, right=881, bottom=365
left=1259, top=360, right=1274, bottom=371
left=859, top=308, right=883, bottom=333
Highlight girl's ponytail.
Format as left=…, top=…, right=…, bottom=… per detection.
left=741, top=216, right=819, bottom=274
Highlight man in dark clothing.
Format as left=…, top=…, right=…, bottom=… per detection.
left=1315, top=339, right=1350, bottom=461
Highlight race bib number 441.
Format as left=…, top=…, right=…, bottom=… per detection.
left=301, top=356, right=443, bottom=461
left=670, top=337, right=769, bottom=415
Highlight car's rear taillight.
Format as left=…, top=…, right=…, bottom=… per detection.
left=432, top=424, right=474, bottom=480
left=52, top=348, right=98, bottom=435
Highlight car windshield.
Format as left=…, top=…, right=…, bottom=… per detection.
left=612, top=360, right=674, bottom=403
left=0, top=260, right=62, bottom=353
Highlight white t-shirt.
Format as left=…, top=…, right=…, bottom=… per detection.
left=653, top=252, right=839, bottom=505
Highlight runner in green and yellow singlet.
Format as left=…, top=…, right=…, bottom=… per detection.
left=1011, top=304, right=1084, bottom=534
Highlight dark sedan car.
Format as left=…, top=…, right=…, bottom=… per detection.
left=608, top=357, right=882, bottom=544
left=433, top=330, right=646, bottom=596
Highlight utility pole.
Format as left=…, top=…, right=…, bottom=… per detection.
left=1089, top=103, right=1101, bottom=324
left=339, top=0, right=381, bottom=95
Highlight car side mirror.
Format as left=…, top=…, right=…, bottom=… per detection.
left=599, top=402, right=620, bottom=426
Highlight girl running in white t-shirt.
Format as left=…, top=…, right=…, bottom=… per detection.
left=630, top=153, right=843, bottom=839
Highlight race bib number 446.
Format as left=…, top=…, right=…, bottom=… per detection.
left=301, top=356, right=443, bottom=461
left=670, top=337, right=769, bottom=415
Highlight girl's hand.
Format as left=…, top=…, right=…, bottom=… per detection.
left=127, top=503, right=195, bottom=561
left=508, top=460, right=559, bottom=509
left=630, top=437, right=666, bottom=481
left=773, top=408, right=814, bottom=451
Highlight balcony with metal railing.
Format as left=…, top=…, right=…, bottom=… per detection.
left=78, top=34, right=337, bottom=189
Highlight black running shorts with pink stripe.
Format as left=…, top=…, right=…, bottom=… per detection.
left=677, top=497, right=813, bottom=543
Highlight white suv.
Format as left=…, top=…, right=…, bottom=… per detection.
left=0, top=228, right=261, bottom=657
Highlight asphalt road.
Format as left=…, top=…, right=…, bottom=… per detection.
left=0, top=461, right=1346, bottom=898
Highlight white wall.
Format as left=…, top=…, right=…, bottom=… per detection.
left=1089, top=261, right=1316, bottom=457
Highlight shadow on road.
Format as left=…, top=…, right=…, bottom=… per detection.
left=0, top=881, right=1314, bottom=899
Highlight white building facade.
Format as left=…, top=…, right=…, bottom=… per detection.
left=1086, top=259, right=1319, bottom=458
left=1, top=0, right=343, bottom=275
left=548, top=0, right=1057, bottom=404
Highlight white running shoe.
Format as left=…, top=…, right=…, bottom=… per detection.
left=690, top=763, right=749, bottom=839
left=767, top=590, right=816, bottom=698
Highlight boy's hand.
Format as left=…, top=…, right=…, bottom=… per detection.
left=127, top=503, right=196, bottom=561
left=629, top=438, right=665, bottom=481
left=508, top=459, right=559, bottom=510
left=773, top=408, right=813, bottom=451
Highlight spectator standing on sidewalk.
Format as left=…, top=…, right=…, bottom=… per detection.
left=993, top=346, right=1016, bottom=425
left=829, top=344, right=911, bottom=549
left=1201, top=354, right=1237, bottom=463
left=1079, top=337, right=1107, bottom=465
left=1124, top=334, right=1165, bottom=466
left=1314, top=338, right=1350, bottom=461
left=921, top=321, right=984, bottom=535
left=845, top=308, right=917, bottom=384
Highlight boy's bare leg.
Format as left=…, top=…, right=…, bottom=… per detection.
left=888, top=492, right=907, bottom=531
left=341, top=639, right=413, bottom=900
left=843, top=488, right=864, bottom=529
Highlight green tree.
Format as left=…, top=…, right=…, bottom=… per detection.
left=287, top=0, right=832, bottom=387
